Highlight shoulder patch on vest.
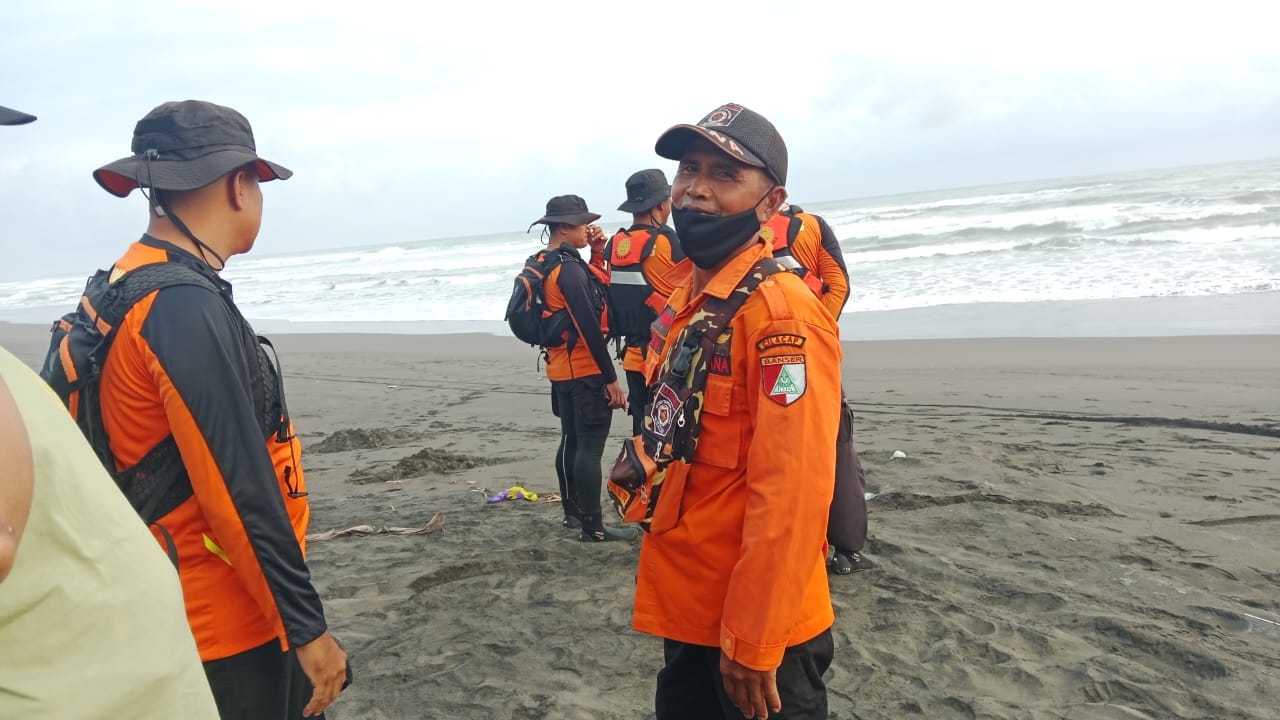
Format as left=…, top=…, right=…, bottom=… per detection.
left=709, top=328, right=733, bottom=375
left=761, top=354, right=806, bottom=406
left=756, top=333, right=806, bottom=352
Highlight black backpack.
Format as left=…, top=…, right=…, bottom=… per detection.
left=39, top=263, right=219, bottom=533
left=505, top=249, right=574, bottom=348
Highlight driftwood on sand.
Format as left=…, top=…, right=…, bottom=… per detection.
left=307, top=511, right=445, bottom=542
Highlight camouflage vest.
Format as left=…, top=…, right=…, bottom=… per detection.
left=608, top=256, right=784, bottom=530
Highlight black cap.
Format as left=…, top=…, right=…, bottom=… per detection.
left=93, top=100, right=292, bottom=198
left=0, top=105, right=36, bottom=126
left=617, top=169, right=671, bottom=213
left=655, top=102, right=787, bottom=185
left=528, top=194, right=601, bottom=231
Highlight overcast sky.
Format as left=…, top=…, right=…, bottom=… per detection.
left=2, top=0, right=1278, bottom=280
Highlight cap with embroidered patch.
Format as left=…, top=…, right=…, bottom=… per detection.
left=655, top=102, right=787, bottom=185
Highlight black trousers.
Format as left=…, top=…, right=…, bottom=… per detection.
left=655, top=629, right=834, bottom=720
left=827, top=396, right=868, bottom=554
left=625, top=369, right=650, bottom=436
left=551, top=376, right=613, bottom=517
left=203, top=640, right=318, bottom=720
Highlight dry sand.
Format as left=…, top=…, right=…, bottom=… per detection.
left=1, top=326, right=1277, bottom=720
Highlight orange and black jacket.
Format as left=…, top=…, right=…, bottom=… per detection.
left=763, top=208, right=850, bottom=319
left=607, top=224, right=684, bottom=374
left=542, top=246, right=617, bottom=383
left=99, top=235, right=324, bottom=662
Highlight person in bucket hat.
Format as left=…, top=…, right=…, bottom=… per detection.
left=92, top=100, right=292, bottom=270
left=605, top=169, right=684, bottom=436
left=524, top=195, right=636, bottom=542
left=631, top=103, right=843, bottom=720
left=528, top=193, right=602, bottom=230
left=1, top=106, right=219, bottom=718
left=69, top=99, right=348, bottom=719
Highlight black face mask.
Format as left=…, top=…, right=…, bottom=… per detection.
left=672, top=190, right=774, bottom=270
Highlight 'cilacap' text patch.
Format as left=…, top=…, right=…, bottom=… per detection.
left=756, top=334, right=806, bottom=352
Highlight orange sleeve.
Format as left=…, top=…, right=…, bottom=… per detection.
left=815, top=246, right=849, bottom=319
left=644, top=235, right=683, bottom=299
left=808, top=214, right=850, bottom=319
left=719, top=283, right=842, bottom=670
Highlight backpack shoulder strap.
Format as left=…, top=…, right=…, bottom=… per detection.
left=637, top=226, right=659, bottom=260
left=90, top=263, right=221, bottom=530
left=698, top=257, right=785, bottom=334
left=786, top=213, right=803, bottom=249
left=96, top=262, right=221, bottom=332
left=646, top=257, right=785, bottom=463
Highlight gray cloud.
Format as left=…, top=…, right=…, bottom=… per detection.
left=3, top=1, right=1279, bottom=280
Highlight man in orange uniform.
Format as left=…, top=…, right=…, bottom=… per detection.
left=607, top=169, right=684, bottom=435
left=634, top=103, right=842, bottom=719
left=761, top=205, right=849, bottom=319
left=87, top=100, right=347, bottom=719
left=531, top=195, right=635, bottom=542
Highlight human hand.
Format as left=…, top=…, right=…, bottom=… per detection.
left=296, top=631, right=349, bottom=717
left=720, top=652, right=781, bottom=720
left=605, top=381, right=627, bottom=411
left=587, top=224, right=607, bottom=250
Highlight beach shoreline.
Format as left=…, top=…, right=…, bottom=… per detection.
left=6, top=290, right=1280, bottom=341
left=1, top=326, right=1276, bottom=719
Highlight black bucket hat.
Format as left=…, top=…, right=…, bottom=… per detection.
left=655, top=102, right=788, bottom=185
left=528, top=194, right=601, bottom=231
left=0, top=105, right=36, bottom=126
left=93, top=100, right=292, bottom=198
left=617, top=168, right=672, bottom=213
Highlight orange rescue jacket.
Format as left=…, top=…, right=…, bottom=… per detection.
left=634, top=239, right=841, bottom=670
left=762, top=209, right=850, bottom=319
left=606, top=224, right=684, bottom=374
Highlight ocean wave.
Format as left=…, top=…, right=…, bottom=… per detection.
left=4, top=160, right=1278, bottom=325
left=1229, top=189, right=1280, bottom=205
left=833, top=201, right=1265, bottom=244
left=823, top=183, right=1112, bottom=222
left=1109, top=223, right=1280, bottom=245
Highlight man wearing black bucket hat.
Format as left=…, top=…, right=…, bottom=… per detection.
left=606, top=169, right=684, bottom=435
left=51, top=100, right=348, bottom=719
left=524, top=195, right=636, bottom=542
left=2, top=105, right=220, bottom=717
left=630, top=103, right=842, bottom=720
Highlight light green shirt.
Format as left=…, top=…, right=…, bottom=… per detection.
left=0, top=348, right=218, bottom=719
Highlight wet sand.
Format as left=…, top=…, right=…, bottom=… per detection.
left=1, top=326, right=1276, bottom=719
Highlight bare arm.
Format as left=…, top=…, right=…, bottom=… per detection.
left=0, top=374, right=34, bottom=583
